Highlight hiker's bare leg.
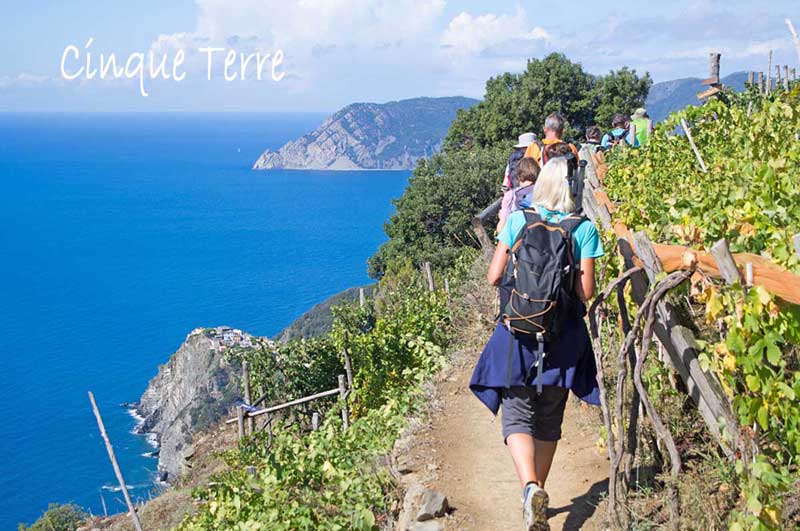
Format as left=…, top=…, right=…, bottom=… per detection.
left=507, top=433, right=537, bottom=486
left=507, top=434, right=559, bottom=488
left=533, top=438, right=558, bottom=487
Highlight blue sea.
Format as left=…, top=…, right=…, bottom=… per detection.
left=0, top=112, right=410, bottom=529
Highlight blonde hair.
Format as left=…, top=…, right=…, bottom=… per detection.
left=531, top=158, right=575, bottom=213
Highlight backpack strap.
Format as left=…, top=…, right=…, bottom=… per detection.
left=510, top=209, right=543, bottom=253
left=535, top=139, right=546, bottom=166
left=558, top=214, right=588, bottom=234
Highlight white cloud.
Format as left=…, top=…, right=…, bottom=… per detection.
left=440, top=8, right=551, bottom=57
left=0, top=73, right=49, bottom=90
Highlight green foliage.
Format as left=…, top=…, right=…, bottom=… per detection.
left=274, top=286, right=375, bottom=343
left=592, top=67, right=654, bottom=129
left=183, top=268, right=453, bottom=530
left=18, top=503, right=87, bottom=531
left=444, top=53, right=651, bottom=150
left=603, top=88, right=800, bottom=529
left=604, top=90, right=800, bottom=272
left=367, top=145, right=508, bottom=278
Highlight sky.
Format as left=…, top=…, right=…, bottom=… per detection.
left=1, top=0, right=798, bottom=112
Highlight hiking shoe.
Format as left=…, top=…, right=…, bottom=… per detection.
left=522, top=483, right=550, bottom=531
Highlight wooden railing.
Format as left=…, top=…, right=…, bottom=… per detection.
left=225, top=261, right=450, bottom=442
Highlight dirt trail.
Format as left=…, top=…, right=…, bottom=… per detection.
left=402, top=352, right=609, bottom=531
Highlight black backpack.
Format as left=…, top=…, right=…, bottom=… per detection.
left=506, top=148, right=526, bottom=189
left=501, top=209, right=585, bottom=341
left=604, top=128, right=629, bottom=149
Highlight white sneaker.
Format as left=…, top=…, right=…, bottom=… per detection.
left=522, top=483, right=550, bottom=531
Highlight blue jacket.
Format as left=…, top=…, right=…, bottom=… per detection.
left=469, top=315, right=600, bottom=415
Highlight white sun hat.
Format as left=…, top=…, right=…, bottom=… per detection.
left=631, top=108, right=647, bottom=119
left=514, top=132, right=537, bottom=148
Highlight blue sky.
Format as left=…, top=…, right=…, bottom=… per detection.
left=1, top=0, right=798, bottom=111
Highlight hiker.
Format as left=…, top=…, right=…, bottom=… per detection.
left=470, top=158, right=603, bottom=531
left=601, top=113, right=638, bottom=149
left=630, top=107, right=652, bottom=147
left=524, top=113, right=580, bottom=167
left=584, top=125, right=602, bottom=149
left=497, top=158, right=541, bottom=232
left=498, top=133, right=538, bottom=232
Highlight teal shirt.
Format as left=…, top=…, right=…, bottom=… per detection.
left=497, top=205, right=605, bottom=261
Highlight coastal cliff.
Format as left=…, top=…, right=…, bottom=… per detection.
left=252, top=96, right=478, bottom=170
left=136, top=326, right=257, bottom=482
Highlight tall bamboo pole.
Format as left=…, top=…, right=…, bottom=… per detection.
left=88, top=391, right=143, bottom=531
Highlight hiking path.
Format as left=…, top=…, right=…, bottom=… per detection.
left=399, top=350, right=610, bottom=531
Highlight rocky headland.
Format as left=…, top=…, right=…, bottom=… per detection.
left=135, top=326, right=260, bottom=483
left=252, top=96, right=478, bottom=171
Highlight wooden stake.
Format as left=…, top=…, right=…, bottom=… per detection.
left=791, top=67, right=797, bottom=82
left=243, top=361, right=254, bottom=435
left=793, top=234, right=800, bottom=260
left=747, top=71, right=754, bottom=86
left=99, top=489, right=108, bottom=517
left=444, top=278, right=452, bottom=303
left=784, top=65, right=790, bottom=91
left=745, top=263, right=754, bottom=287
left=757, top=71, right=764, bottom=94
left=776, top=66, right=782, bottom=92
left=766, top=50, right=773, bottom=95
left=343, top=349, right=354, bottom=389
left=359, top=287, right=365, bottom=308
left=312, top=412, right=320, bottom=431
left=680, top=119, right=707, bottom=173
left=423, top=262, right=435, bottom=291
left=710, top=239, right=743, bottom=286
left=338, top=374, right=349, bottom=430
left=237, top=406, right=245, bottom=440
left=88, top=392, right=143, bottom=531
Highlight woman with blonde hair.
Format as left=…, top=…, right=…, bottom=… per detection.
left=470, top=158, right=604, bottom=530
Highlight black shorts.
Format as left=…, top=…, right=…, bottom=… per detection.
left=501, top=386, right=569, bottom=442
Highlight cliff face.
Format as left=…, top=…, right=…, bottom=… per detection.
left=136, top=327, right=256, bottom=482
left=253, top=96, right=478, bottom=171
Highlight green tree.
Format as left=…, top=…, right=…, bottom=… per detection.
left=18, top=503, right=87, bottom=531
left=592, top=66, right=653, bottom=129
left=368, top=146, right=507, bottom=278
left=443, top=54, right=651, bottom=151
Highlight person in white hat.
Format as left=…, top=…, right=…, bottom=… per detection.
left=498, top=132, right=538, bottom=232
left=629, top=107, right=652, bottom=147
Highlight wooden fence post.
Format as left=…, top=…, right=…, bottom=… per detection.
left=88, top=392, right=143, bottom=531
left=423, top=262, right=435, bottom=292
left=783, top=65, right=790, bottom=91
left=757, top=71, right=764, bottom=94
left=745, top=263, right=754, bottom=287
left=312, top=412, right=320, bottom=431
left=680, top=119, right=707, bottom=173
left=338, top=374, right=350, bottom=430
left=237, top=406, right=245, bottom=440
left=243, top=361, right=254, bottom=435
left=359, top=287, right=365, bottom=308
left=444, top=278, right=452, bottom=304
left=710, top=239, right=743, bottom=285
left=791, top=67, right=797, bottom=82
left=343, top=349, right=354, bottom=389
left=747, top=71, right=754, bottom=86
left=766, top=49, right=773, bottom=95
left=632, top=232, right=737, bottom=458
